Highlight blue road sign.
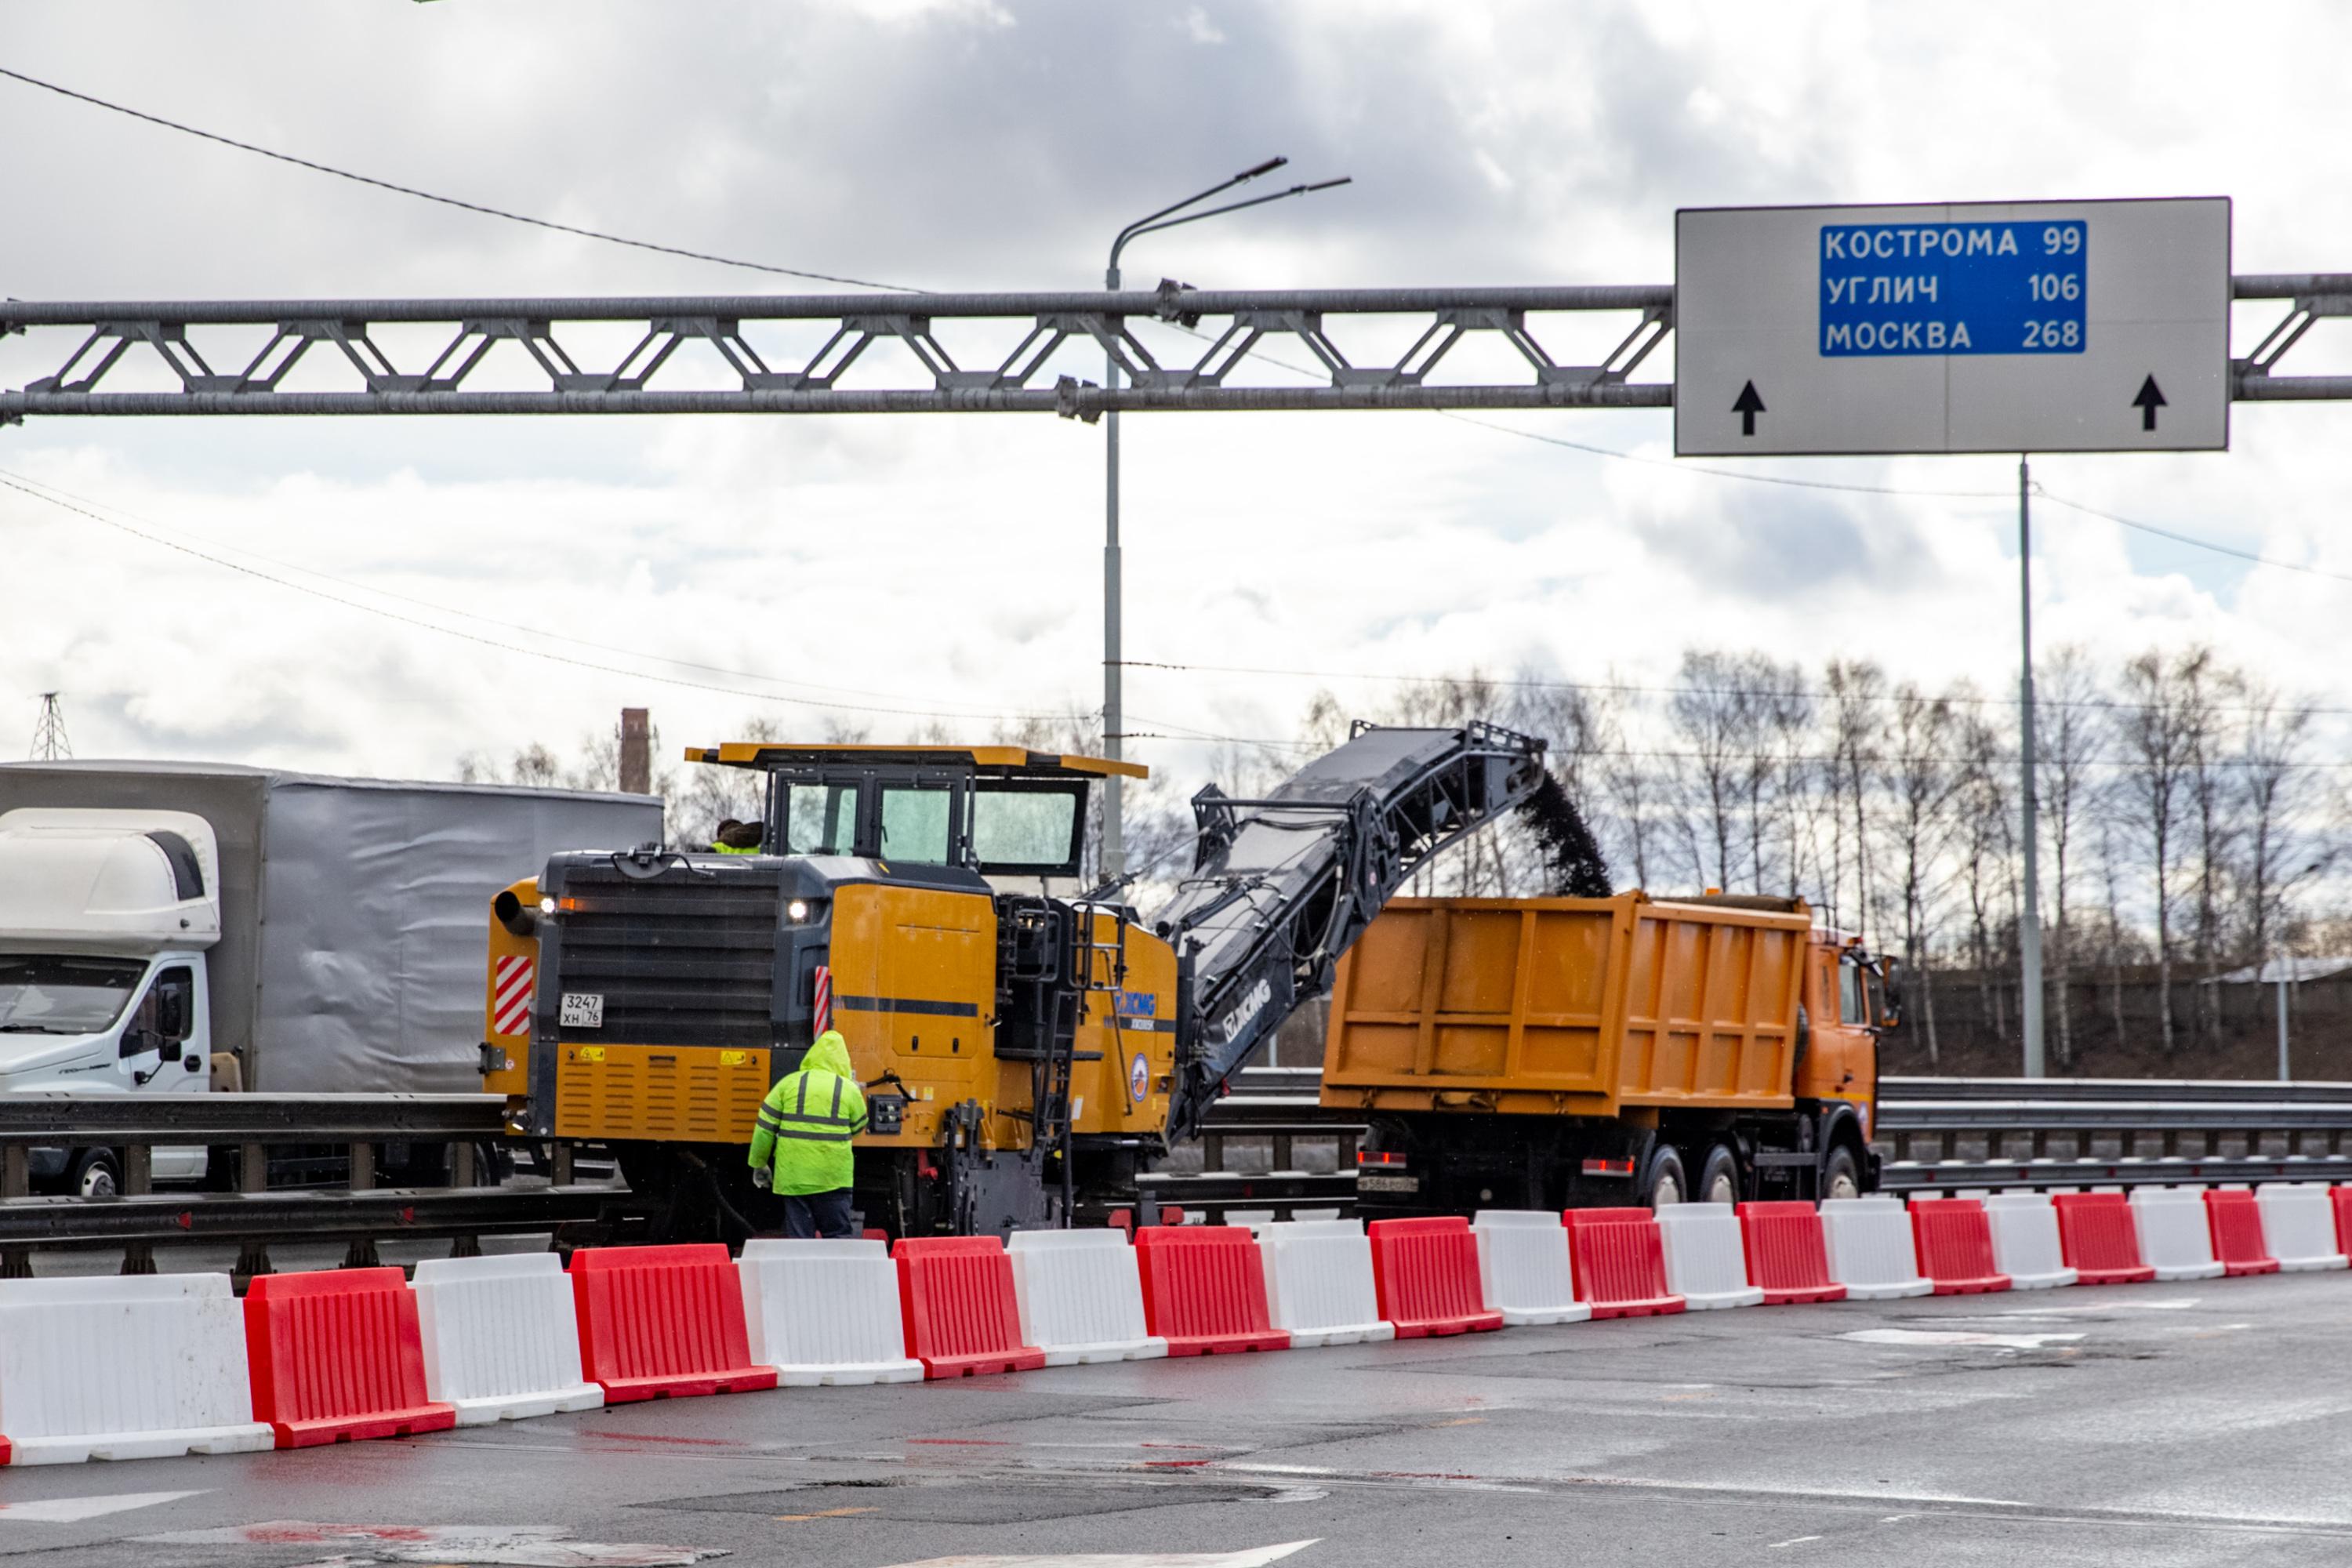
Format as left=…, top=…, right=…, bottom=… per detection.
left=1819, top=220, right=2087, bottom=358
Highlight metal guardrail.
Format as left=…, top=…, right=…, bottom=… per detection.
left=0, top=1093, right=631, bottom=1278
left=1199, top=1069, right=2352, bottom=1203
left=12, top=1075, right=2350, bottom=1261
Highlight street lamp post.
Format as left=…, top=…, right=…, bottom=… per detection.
left=1098, top=158, right=1351, bottom=880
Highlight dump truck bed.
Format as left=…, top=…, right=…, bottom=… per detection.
left=1319, top=891, right=1809, bottom=1117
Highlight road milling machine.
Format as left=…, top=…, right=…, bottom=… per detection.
left=481, top=722, right=1565, bottom=1236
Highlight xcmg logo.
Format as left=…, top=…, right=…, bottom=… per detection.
left=1217, top=976, right=1275, bottom=1043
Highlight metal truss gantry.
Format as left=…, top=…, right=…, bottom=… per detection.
left=2, top=275, right=2348, bottom=423
left=7, top=284, right=1645, bottom=421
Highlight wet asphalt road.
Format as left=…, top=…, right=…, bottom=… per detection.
left=4, top=1267, right=2351, bottom=1566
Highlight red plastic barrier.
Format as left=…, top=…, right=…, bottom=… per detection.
left=1908, top=1199, right=2012, bottom=1295
left=243, top=1267, right=456, bottom=1448
left=1564, top=1208, right=1684, bottom=1319
left=1368, top=1217, right=1503, bottom=1337
left=2051, top=1193, right=2158, bottom=1285
left=2204, top=1189, right=2281, bottom=1277
left=2334, top=1187, right=2352, bottom=1256
left=1134, top=1226, right=1290, bottom=1356
left=1736, top=1202, right=1847, bottom=1305
left=894, top=1236, right=1048, bottom=1378
left=569, top=1244, right=777, bottom=1402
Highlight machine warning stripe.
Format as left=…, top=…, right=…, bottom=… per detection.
left=492, top=956, right=534, bottom=1036
left=834, top=995, right=981, bottom=1018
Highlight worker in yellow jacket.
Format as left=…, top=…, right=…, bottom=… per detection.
left=749, top=1030, right=866, bottom=1238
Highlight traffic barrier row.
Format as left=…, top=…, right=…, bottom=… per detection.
left=12, top=1179, right=2352, bottom=1465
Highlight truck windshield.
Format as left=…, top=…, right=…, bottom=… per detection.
left=0, top=956, right=148, bottom=1035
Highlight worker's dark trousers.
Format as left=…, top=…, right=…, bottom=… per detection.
left=782, top=1189, right=855, bottom=1240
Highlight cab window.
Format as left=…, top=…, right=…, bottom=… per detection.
left=782, top=782, right=860, bottom=856
left=971, top=782, right=1086, bottom=877
left=877, top=785, right=954, bottom=866
left=1837, top=958, right=1864, bottom=1026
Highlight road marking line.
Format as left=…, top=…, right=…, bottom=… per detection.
left=877, top=1546, right=1319, bottom=1568
left=1767, top=1537, right=1824, bottom=1549
left=0, top=1491, right=203, bottom=1523
left=1842, top=1329, right=2085, bottom=1350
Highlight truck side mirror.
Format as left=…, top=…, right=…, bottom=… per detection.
left=1875, top=960, right=1904, bottom=1030
left=155, top=987, right=187, bottom=1040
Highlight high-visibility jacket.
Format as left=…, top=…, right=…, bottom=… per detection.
left=712, top=840, right=760, bottom=855
left=749, top=1031, right=867, bottom=1196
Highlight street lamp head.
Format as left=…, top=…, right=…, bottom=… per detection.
left=1236, top=156, right=1289, bottom=182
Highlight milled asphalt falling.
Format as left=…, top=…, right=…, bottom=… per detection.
left=5, top=1266, right=2352, bottom=1566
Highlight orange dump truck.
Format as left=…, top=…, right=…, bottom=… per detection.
left=1319, top=891, right=1896, bottom=1214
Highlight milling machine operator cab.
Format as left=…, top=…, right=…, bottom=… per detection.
left=689, top=742, right=1143, bottom=884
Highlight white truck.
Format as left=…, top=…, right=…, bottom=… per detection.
left=0, top=762, right=662, bottom=1195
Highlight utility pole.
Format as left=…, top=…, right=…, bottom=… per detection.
left=2278, top=970, right=2291, bottom=1082
left=28, top=692, right=71, bottom=760
left=2018, top=458, right=2045, bottom=1077
left=1101, top=157, right=1350, bottom=880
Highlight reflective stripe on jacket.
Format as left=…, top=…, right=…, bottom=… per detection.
left=748, top=1031, right=867, bottom=1196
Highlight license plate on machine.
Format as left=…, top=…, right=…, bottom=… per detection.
left=1357, top=1173, right=1420, bottom=1193
left=560, top=993, right=604, bottom=1029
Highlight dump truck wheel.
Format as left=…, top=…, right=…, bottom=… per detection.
left=1697, top=1145, right=1740, bottom=1205
left=1642, top=1145, right=1687, bottom=1208
left=1821, top=1145, right=1862, bottom=1202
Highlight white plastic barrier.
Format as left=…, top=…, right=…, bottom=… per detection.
left=2256, top=1183, right=2351, bottom=1272
left=1982, top=1193, right=2077, bottom=1290
left=1819, top=1196, right=1932, bottom=1300
left=412, top=1253, right=604, bottom=1425
left=1471, top=1210, right=1590, bottom=1326
left=1257, top=1219, right=1394, bottom=1347
left=739, top=1238, right=926, bottom=1384
left=0, top=1274, right=272, bottom=1464
left=2129, top=1186, right=2225, bottom=1281
left=1005, top=1229, right=1167, bottom=1364
left=1655, top=1203, right=1764, bottom=1309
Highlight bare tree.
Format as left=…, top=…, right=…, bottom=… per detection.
left=1876, top=684, right=1965, bottom=1067
left=1668, top=651, right=1755, bottom=891
left=1955, top=702, right=2013, bottom=1047
left=2117, top=648, right=2204, bottom=1057
left=2037, top=646, right=2104, bottom=1070
left=2232, top=673, right=2328, bottom=982
left=1823, top=659, right=1887, bottom=938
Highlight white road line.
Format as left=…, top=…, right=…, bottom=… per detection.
left=1766, top=1537, right=1824, bottom=1549
left=879, top=1544, right=1320, bottom=1568
left=0, top=1490, right=203, bottom=1523
left=1842, top=1328, right=2088, bottom=1350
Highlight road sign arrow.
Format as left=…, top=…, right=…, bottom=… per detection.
left=1733, top=379, right=1766, bottom=436
left=2132, top=374, right=2168, bottom=431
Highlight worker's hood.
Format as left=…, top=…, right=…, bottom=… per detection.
left=805, top=1030, right=854, bottom=1079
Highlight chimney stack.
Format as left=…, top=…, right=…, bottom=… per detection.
left=619, top=708, right=651, bottom=796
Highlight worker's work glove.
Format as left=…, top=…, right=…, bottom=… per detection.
left=751, top=1167, right=772, bottom=1191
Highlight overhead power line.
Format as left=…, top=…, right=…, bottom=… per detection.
left=2032, top=488, right=2352, bottom=586
left=0, top=472, right=1080, bottom=728
left=0, top=65, right=920, bottom=292
left=1116, top=658, right=2352, bottom=721
left=0, top=466, right=1044, bottom=720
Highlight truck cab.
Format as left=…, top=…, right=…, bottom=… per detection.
left=0, top=808, right=217, bottom=1192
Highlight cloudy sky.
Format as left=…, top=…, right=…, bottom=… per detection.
left=5, top=0, right=2350, bottom=813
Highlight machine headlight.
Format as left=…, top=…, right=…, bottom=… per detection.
left=786, top=899, right=810, bottom=922
left=539, top=895, right=558, bottom=916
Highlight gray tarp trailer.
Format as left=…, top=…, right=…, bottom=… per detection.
left=0, top=761, right=661, bottom=1093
